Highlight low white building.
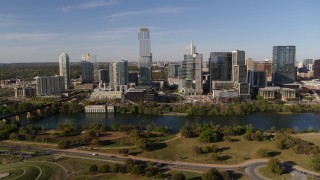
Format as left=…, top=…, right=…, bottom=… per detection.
left=85, top=105, right=107, bottom=113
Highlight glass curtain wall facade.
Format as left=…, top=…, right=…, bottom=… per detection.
left=59, top=52, right=70, bottom=89
left=209, top=52, right=232, bottom=89
left=272, top=46, right=296, bottom=85
left=138, top=28, right=152, bottom=84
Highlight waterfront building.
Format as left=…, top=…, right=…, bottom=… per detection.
left=109, top=60, right=128, bottom=89
left=59, top=52, right=70, bottom=89
left=35, top=75, right=64, bottom=96
left=258, top=87, right=296, bottom=101
left=85, top=105, right=109, bottom=113
left=179, top=41, right=203, bottom=95
left=209, top=52, right=232, bottom=90
left=138, top=27, right=152, bottom=84
left=81, top=53, right=94, bottom=83
left=314, top=59, right=320, bottom=79
left=272, top=46, right=296, bottom=85
left=90, top=90, right=123, bottom=100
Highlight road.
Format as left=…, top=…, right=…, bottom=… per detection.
left=1, top=144, right=320, bottom=180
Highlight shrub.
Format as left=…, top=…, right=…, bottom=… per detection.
left=193, top=146, right=202, bottom=154
left=202, top=168, right=227, bottom=180
left=154, top=172, right=166, bottom=179
left=257, top=148, right=271, bottom=157
left=172, top=173, right=186, bottom=180
left=267, top=158, right=285, bottom=175
left=58, top=140, right=71, bottom=149
left=119, top=148, right=129, bottom=155
left=89, top=164, right=98, bottom=172
left=98, top=164, right=110, bottom=173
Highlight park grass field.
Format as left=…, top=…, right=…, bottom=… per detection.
left=258, top=166, right=292, bottom=180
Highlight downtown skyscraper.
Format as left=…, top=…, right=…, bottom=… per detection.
left=179, top=41, right=202, bottom=95
left=209, top=52, right=232, bottom=89
left=59, top=52, right=70, bottom=89
left=138, top=27, right=152, bottom=84
left=81, top=53, right=94, bottom=83
left=272, top=46, right=296, bottom=85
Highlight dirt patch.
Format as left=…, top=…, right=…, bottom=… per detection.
left=99, top=132, right=128, bottom=141
left=0, top=172, right=9, bottom=178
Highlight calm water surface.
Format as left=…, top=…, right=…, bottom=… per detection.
left=20, top=112, right=320, bottom=132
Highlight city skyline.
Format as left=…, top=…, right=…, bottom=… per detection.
left=0, top=0, right=319, bottom=63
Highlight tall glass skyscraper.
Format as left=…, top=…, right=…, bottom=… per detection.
left=138, top=27, right=152, bottom=84
left=272, top=46, right=296, bottom=85
left=209, top=52, right=232, bottom=89
left=59, top=52, right=70, bottom=89
left=179, top=42, right=202, bottom=95
left=81, top=53, right=94, bottom=83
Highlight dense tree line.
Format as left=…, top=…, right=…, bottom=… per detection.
left=115, top=100, right=320, bottom=116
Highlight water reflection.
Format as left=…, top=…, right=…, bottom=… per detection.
left=19, top=112, right=320, bottom=132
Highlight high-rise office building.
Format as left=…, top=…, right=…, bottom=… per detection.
left=313, top=60, right=320, bottom=79
left=59, top=52, right=70, bottom=89
left=109, top=60, right=128, bottom=88
left=35, top=75, right=64, bottom=96
left=99, top=69, right=109, bottom=84
left=168, top=64, right=180, bottom=78
left=81, top=53, right=94, bottom=83
left=179, top=41, right=202, bottom=95
left=245, top=58, right=257, bottom=71
left=247, top=71, right=267, bottom=88
left=272, top=46, right=296, bottom=85
left=232, top=50, right=250, bottom=99
left=232, top=50, right=247, bottom=83
left=209, top=52, right=232, bottom=89
left=93, top=55, right=100, bottom=82
left=138, top=27, right=152, bottom=84
left=257, top=60, right=272, bottom=82
left=303, top=59, right=313, bottom=71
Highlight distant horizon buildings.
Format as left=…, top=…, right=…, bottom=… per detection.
left=138, top=27, right=152, bottom=84
left=58, top=52, right=70, bottom=89
left=272, top=46, right=296, bottom=85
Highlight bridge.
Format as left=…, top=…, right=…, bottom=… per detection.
left=0, top=96, right=76, bottom=122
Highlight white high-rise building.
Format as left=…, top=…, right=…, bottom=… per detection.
left=138, top=27, right=152, bottom=84
left=59, top=52, right=70, bottom=89
left=81, top=53, right=94, bottom=83
left=35, top=75, right=64, bottom=96
left=178, top=41, right=203, bottom=95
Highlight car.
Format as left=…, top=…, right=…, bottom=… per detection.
left=91, top=153, right=98, bottom=156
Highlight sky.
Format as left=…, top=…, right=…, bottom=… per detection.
left=0, top=0, right=319, bottom=63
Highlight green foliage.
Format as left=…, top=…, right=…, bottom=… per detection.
left=199, top=129, right=223, bottom=143
left=172, top=173, right=186, bottom=180
left=57, top=140, right=71, bottom=149
left=98, top=164, right=110, bottom=173
left=202, top=168, right=228, bottom=180
left=89, top=164, right=98, bottom=172
left=119, top=148, right=129, bottom=155
left=267, top=158, right=285, bottom=175
left=312, top=153, right=320, bottom=171
left=257, top=148, right=272, bottom=157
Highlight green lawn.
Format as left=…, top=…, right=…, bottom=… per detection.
left=258, top=166, right=292, bottom=180
left=293, top=133, right=320, bottom=147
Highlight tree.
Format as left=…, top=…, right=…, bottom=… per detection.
left=267, top=158, right=285, bottom=175
left=312, top=153, right=320, bottom=171
left=172, top=173, right=186, bottom=180
left=256, top=148, right=270, bottom=157
left=58, top=140, right=71, bottom=149
left=119, top=148, right=129, bottom=155
left=202, top=168, right=225, bottom=180
left=98, top=164, right=110, bottom=173
left=124, top=159, right=135, bottom=173
left=89, top=164, right=98, bottom=172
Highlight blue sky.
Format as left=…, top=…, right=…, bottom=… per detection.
left=0, top=0, right=319, bottom=63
